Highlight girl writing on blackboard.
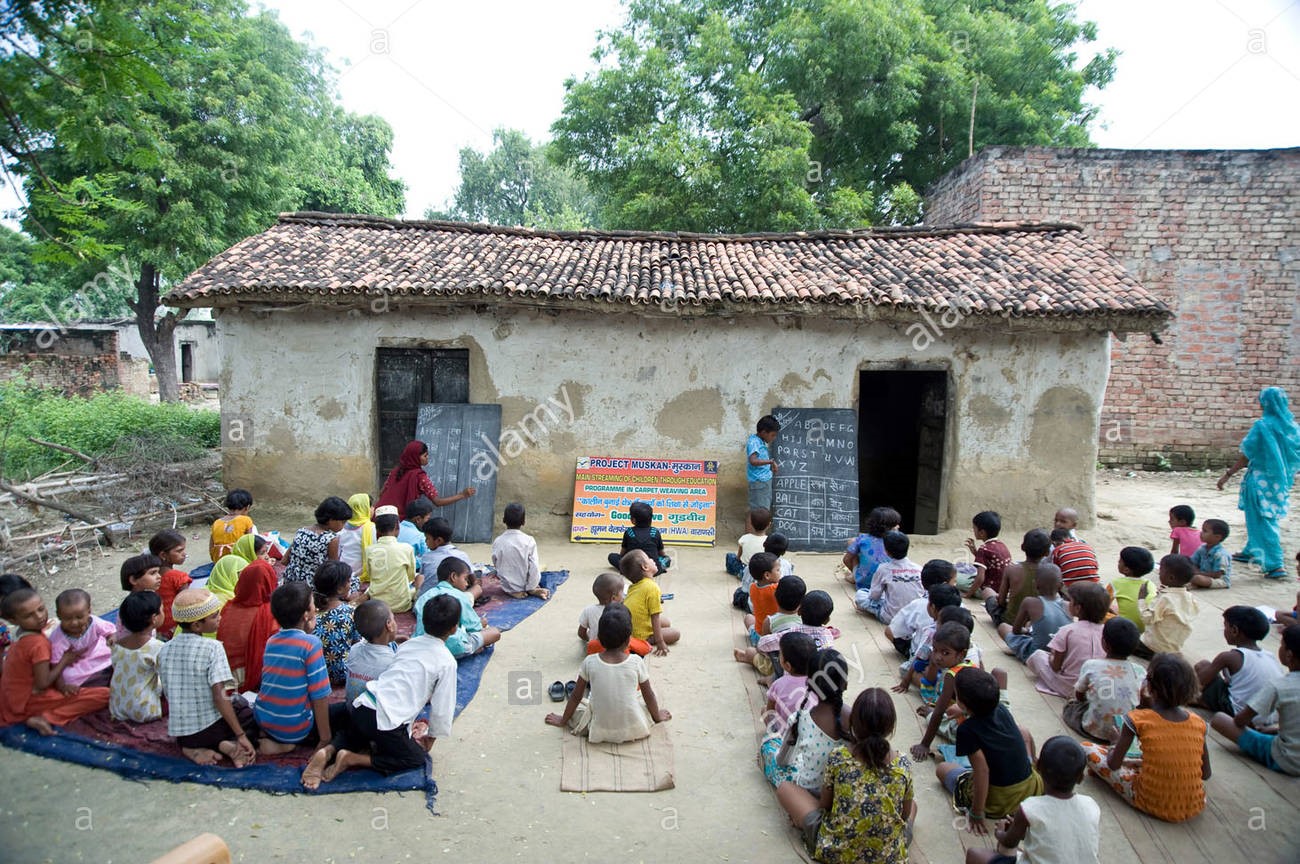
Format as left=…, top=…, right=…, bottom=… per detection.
left=376, top=440, right=477, bottom=513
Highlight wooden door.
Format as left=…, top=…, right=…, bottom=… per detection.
left=375, top=348, right=469, bottom=487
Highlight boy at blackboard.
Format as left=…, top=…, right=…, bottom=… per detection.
left=607, top=501, right=671, bottom=573
left=492, top=503, right=548, bottom=600
left=746, top=415, right=781, bottom=513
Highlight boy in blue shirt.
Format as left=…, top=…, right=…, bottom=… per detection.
left=746, top=415, right=781, bottom=514
left=1189, top=518, right=1232, bottom=589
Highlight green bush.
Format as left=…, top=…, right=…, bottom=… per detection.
left=0, top=381, right=220, bottom=479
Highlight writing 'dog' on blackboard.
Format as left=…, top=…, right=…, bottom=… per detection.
left=770, top=407, right=860, bottom=552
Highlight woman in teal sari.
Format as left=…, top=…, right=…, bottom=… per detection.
left=1218, top=386, right=1300, bottom=579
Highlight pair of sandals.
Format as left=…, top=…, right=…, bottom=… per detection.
left=548, top=680, right=576, bottom=702
left=1232, top=551, right=1290, bottom=580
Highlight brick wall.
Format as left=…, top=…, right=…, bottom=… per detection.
left=0, top=328, right=125, bottom=396
left=925, top=147, right=1300, bottom=469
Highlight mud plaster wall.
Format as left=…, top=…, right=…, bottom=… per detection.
left=214, top=306, right=1109, bottom=538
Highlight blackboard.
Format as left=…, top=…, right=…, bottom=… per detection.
left=414, top=403, right=502, bottom=544
left=769, top=407, right=860, bottom=552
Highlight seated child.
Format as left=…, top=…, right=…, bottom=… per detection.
left=1026, top=581, right=1108, bottom=698
left=48, top=588, right=115, bottom=688
left=313, top=561, right=360, bottom=686
left=546, top=604, right=671, bottom=743
left=911, top=623, right=980, bottom=748
left=110, top=591, right=165, bottom=722
left=492, top=502, right=548, bottom=599
left=362, top=511, right=419, bottom=613
left=931, top=668, right=1042, bottom=834
left=984, top=529, right=1052, bottom=627
left=337, top=493, right=376, bottom=588
left=755, top=590, right=838, bottom=658
left=963, top=510, right=1011, bottom=598
left=777, top=687, right=916, bottom=864
left=764, top=632, right=819, bottom=734
left=254, top=582, right=338, bottom=756
left=0, top=588, right=110, bottom=734
left=1168, top=504, right=1200, bottom=557
left=1132, top=554, right=1199, bottom=660
left=344, top=599, right=400, bottom=705
left=608, top=501, right=670, bottom=573
left=765, top=532, right=794, bottom=578
left=1064, top=617, right=1146, bottom=743
left=965, top=736, right=1100, bottom=864
left=736, top=575, right=805, bottom=668
left=760, top=650, right=849, bottom=795
left=207, top=535, right=268, bottom=606
left=418, top=557, right=501, bottom=657
left=281, top=496, right=351, bottom=585
left=1049, top=528, right=1100, bottom=595
left=855, top=530, right=923, bottom=623
left=743, top=552, right=783, bottom=645
left=398, top=497, right=432, bottom=570
left=892, top=585, right=964, bottom=695
left=1053, top=507, right=1080, bottom=540
left=420, top=517, right=473, bottom=584
left=148, top=529, right=193, bottom=638
left=215, top=550, right=278, bottom=689
left=1188, top=519, right=1232, bottom=589
left=1107, top=546, right=1155, bottom=632
left=842, top=506, right=901, bottom=591
left=158, top=588, right=258, bottom=765
left=120, top=553, right=163, bottom=596
left=622, top=550, right=680, bottom=655
left=303, top=593, right=460, bottom=788
left=887, top=559, right=957, bottom=656
left=996, top=564, right=1070, bottom=663
left=210, top=488, right=256, bottom=562
left=581, top=573, right=651, bottom=657
left=1195, top=606, right=1283, bottom=721
left=1080, top=653, right=1210, bottom=822
left=727, top=506, right=771, bottom=578
left=0, top=572, right=33, bottom=662
left=1211, top=624, right=1300, bottom=776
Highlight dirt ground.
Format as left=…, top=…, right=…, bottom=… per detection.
left=1, top=470, right=1297, bottom=863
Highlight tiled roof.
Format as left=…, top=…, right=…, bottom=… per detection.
left=166, top=212, right=1171, bottom=330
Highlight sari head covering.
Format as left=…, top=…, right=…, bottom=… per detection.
left=340, top=492, right=377, bottom=582
left=206, top=532, right=258, bottom=601
left=376, top=440, right=430, bottom=511
left=228, top=558, right=278, bottom=691
left=1241, top=386, right=1300, bottom=518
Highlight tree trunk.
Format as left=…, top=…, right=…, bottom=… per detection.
left=127, top=261, right=185, bottom=403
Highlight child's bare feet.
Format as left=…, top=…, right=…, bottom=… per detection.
left=507, top=591, right=528, bottom=599
left=321, top=749, right=351, bottom=782
left=301, top=747, right=333, bottom=788
left=733, top=648, right=750, bottom=663
left=259, top=738, right=295, bottom=756
left=219, top=739, right=256, bottom=769
left=528, top=587, right=550, bottom=600
left=25, top=716, right=55, bottom=736
left=411, top=719, right=430, bottom=740
left=182, top=746, right=222, bottom=766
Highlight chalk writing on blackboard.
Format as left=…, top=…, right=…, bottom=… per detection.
left=770, top=407, right=860, bottom=552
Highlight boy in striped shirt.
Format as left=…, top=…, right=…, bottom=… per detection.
left=254, top=582, right=339, bottom=755
left=1050, top=528, right=1100, bottom=598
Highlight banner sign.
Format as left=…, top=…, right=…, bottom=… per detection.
left=570, top=456, right=718, bottom=546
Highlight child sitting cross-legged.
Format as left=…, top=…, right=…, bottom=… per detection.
left=1211, top=624, right=1300, bottom=776
left=1168, top=504, right=1200, bottom=557
left=892, top=585, right=963, bottom=696
left=754, top=590, right=839, bottom=680
left=148, top=529, right=192, bottom=639
left=736, top=574, right=805, bottom=668
left=607, top=501, right=670, bottom=573
left=911, top=620, right=1004, bottom=748
left=254, top=582, right=343, bottom=757
left=842, top=506, right=901, bottom=592
left=1188, top=518, right=1232, bottom=590
left=996, top=563, right=1070, bottom=665
left=1063, top=617, right=1146, bottom=743
left=48, top=588, right=115, bottom=688
left=579, top=571, right=650, bottom=657
left=856, top=531, right=923, bottom=624
left=0, top=588, right=110, bottom=735
left=984, top=529, right=1052, bottom=628
left=886, top=559, right=957, bottom=657
left=344, top=599, right=400, bottom=705
left=727, top=506, right=770, bottom=578
left=362, top=510, right=419, bottom=612
left=622, top=550, right=680, bottom=655
left=110, top=591, right=165, bottom=723
left=1049, top=528, right=1101, bottom=597
left=965, top=736, right=1101, bottom=864
left=760, top=650, right=849, bottom=795
left=546, top=604, right=671, bottom=742
left=420, top=517, right=473, bottom=589
left=158, top=588, right=258, bottom=765
left=1132, top=554, right=1199, bottom=660
left=492, top=502, right=548, bottom=600
left=1080, top=653, right=1210, bottom=822
left=415, top=557, right=501, bottom=657
left=963, top=510, right=1012, bottom=599
left=313, top=561, right=360, bottom=687
left=776, top=687, right=916, bottom=864
left=1106, top=547, right=1155, bottom=633
left=1195, top=605, right=1284, bottom=720
left=743, top=552, right=783, bottom=644
left=764, top=632, right=819, bottom=735
left=1026, top=581, right=1109, bottom=698
left=765, top=532, right=794, bottom=577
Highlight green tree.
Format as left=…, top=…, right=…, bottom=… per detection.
left=298, top=108, right=405, bottom=217
left=428, top=129, right=601, bottom=230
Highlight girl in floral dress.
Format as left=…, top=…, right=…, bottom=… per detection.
left=313, top=561, right=359, bottom=686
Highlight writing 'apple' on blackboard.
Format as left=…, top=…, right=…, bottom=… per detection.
left=770, top=407, right=860, bottom=552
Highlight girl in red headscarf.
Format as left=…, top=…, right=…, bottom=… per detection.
left=216, top=553, right=279, bottom=690
left=376, top=440, right=477, bottom=513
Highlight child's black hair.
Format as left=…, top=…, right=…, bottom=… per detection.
left=1223, top=605, right=1270, bottom=642
left=882, top=530, right=909, bottom=560
left=252, top=535, right=268, bottom=555
left=120, top=554, right=163, bottom=590
left=592, top=572, right=623, bottom=602
left=932, top=620, right=971, bottom=653
left=1021, top=528, right=1052, bottom=560
left=1034, top=563, right=1064, bottom=594
left=954, top=667, right=1000, bottom=716
left=225, top=488, right=253, bottom=511
left=423, top=517, right=453, bottom=543
left=270, top=581, right=314, bottom=630
left=1038, top=735, right=1087, bottom=793
left=1120, top=546, right=1155, bottom=576
left=503, top=502, right=526, bottom=529
left=597, top=603, right=634, bottom=650
left=807, top=649, right=848, bottom=715
left=1283, top=624, right=1300, bottom=658
left=799, top=590, right=833, bottom=626
left=920, top=559, right=956, bottom=590
left=374, top=513, right=400, bottom=535
left=748, top=507, right=772, bottom=533
left=629, top=501, right=653, bottom=528
left=119, top=591, right=162, bottom=633
left=1146, top=653, right=1199, bottom=707
left=313, top=560, right=353, bottom=606
left=354, top=599, right=392, bottom=642
left=848, top=687, right=895, bottom=771
left=756, top=414, right=780, bottom=434
left=1101, top=616, right=1140, bottom=658
left=763, top=533, right=789, bottom=557
left=1159, top=554, right=1195, bottom=586
left=437, top=556, right=472, bottom=583
left=972, top=510, right=1001, bottom=538
left=1, top=587, right=37, bottom=619
left=55, top=588, right=91, bottom=614
left=1070, top=582, right=1110, bottom=624
left=936, top=604, right=974, bottom=633
left=423, top=593, right=461, bottom=639
left=148, top=529, right=186, bottom=557
left=747, top=552, right=779, bottom=581
left=774, top=575, right=806, bottom=612
left=1169, top=504, right=1195, bottom=526
left=927, top=583, right=963, bottom=614
left=405, top=497, right=434, bottom=521
left=1049, top=526, right=1073, bottom=544
left=314, top=496, right=352, bottom=525
left=778, top=631, right=818, bottom=676
left=864, top=506, right=902, bottom=537
left=0, top=573, right=33, bottom=600
left=1203, top=518, right=1230, bottom=541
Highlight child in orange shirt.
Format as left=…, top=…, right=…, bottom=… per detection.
left=149, top=529, right=193, bottom=639
left=744, top=553, right=783, bottom=644
left=210, top=489, right=256, bottom=562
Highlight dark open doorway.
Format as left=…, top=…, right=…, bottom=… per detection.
left=858, top=369, right=948, bottom=534
left=179, top=342, right=194, bottom=384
